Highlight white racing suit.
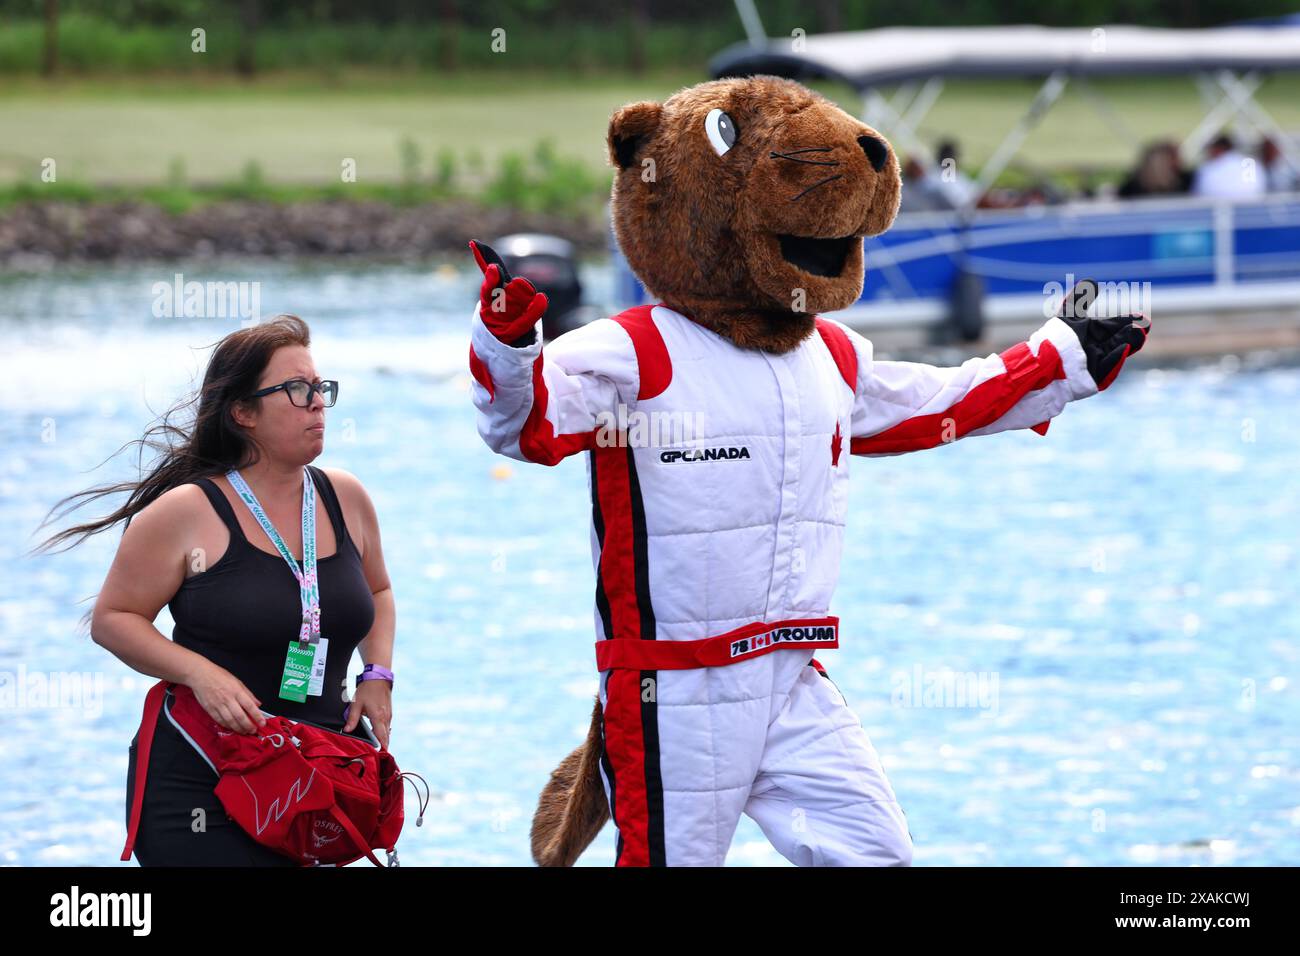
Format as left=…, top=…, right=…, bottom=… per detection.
left=469, top=301, right=1098, bottom=866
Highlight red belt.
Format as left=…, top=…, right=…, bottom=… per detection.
left=595, top=616, right=839, bottom=670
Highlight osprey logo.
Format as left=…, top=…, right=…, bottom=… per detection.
left=312, top=818, right=344, bottom=848
left=660, top=446, right=750, bottom=463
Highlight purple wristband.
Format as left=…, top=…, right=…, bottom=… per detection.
left=356, top=664, right=394, bottom=688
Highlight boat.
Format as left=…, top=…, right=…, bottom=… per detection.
left=611, top=11, right=1300, bottom=356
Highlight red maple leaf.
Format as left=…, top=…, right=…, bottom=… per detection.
left=831, top=420, right=843, bottom=467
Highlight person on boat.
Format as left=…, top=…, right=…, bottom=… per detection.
left=1118, top=141, right=1192, bottom=199
left=933, top=139, right=981, bottom=208
left=1260, top=137, right=1299, bottom=194
left=37, top=314, right=397, bottom=866
left=1192, top=134, right=1265, bottom=199
left=899, top=155, right=954, bottom=212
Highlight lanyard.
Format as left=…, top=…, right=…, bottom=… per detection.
left=227, top=467, right=320, bottom=647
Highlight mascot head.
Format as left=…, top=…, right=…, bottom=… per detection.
left=607, top=74, right=901, bottom=354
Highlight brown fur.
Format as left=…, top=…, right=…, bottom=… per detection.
left=530, top=697, right=609, bottom=866
left=609, top=75, right=900, bottom=354
left=530, top=76, right=902, bottom=865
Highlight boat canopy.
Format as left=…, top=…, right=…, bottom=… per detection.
left=710, top=25, right=1300, bottom=90
left=708, top=14, right=1300, bottom=209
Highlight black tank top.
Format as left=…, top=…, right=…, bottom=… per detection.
left=169, top=466, right=376, bottom=731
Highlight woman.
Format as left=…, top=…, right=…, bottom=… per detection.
left=40, top=314, right=396, bottom=866
left=1118, top=141, right=1192, bottom=198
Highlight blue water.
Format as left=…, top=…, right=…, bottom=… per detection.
left=1, top=261, right=1297, bottom=866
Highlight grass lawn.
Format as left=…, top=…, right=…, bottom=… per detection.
left=2, top=68, right=1298, bottom=189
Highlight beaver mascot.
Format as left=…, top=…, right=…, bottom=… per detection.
left=466, top=75, right=1148, bottom=867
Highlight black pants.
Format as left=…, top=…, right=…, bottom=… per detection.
left=125, top=712, right=298, bottom=867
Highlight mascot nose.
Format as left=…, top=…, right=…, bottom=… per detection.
left=858, top=135, right=889, bottom=172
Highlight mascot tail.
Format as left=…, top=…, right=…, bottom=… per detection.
left=530, top=697, right=611, bottom=866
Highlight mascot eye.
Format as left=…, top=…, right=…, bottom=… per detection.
left=704, top=108, right=738, bottom=156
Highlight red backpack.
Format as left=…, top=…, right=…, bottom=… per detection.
left=123, top=680, right=418, bottom=867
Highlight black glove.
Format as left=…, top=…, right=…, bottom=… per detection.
left=1056, top=278, right=1150, bottom=391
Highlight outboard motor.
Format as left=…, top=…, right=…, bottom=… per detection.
left=946, top=267, right=986, bottom=343
left=489, top=234, right=586, bottom=341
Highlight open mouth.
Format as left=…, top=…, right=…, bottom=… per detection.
left=776, top=234, right=857, bottom=278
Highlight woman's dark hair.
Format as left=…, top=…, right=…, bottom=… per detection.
left=35, top=314, right=312, bottom=553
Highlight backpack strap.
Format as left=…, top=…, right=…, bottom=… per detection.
left=121, top=679, right=170, bottom=862
left=326, top=805, right=387, bottom=867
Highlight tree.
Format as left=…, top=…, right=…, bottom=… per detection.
left=236, top=0, right=259, bottom=78
left=629, top=0, right=648, bottom=75
left=439, top=0, right=458, bottom=71
left=42, top=0, right=58, bottom=77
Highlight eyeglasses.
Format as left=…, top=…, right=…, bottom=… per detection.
left=245, top=379, right=339, bottom=408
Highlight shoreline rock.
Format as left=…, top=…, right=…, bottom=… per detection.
left=0, top=198, right=610, bottom=266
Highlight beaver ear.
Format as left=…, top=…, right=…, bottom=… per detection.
left=607, top=101, right=663, bottom=170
